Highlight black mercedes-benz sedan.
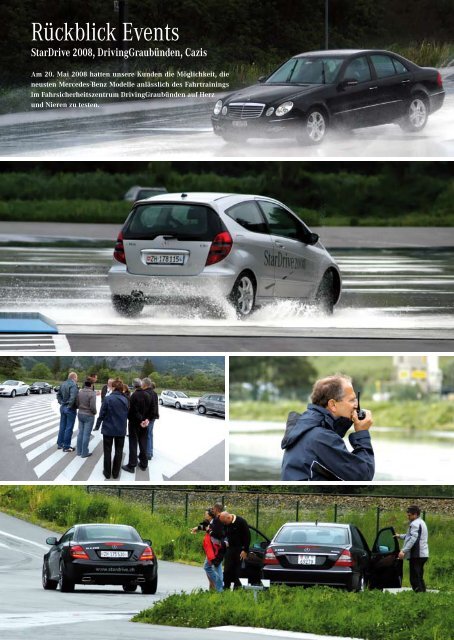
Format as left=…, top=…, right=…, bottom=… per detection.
left=212, top=49, right=445, bottom=144
left=42, top=523, right=158, bottom=594
left=29, top=382, right=53, bottom=394
left=262, top=522, right=402, bottom=591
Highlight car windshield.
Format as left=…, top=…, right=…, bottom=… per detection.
left=275, top=526, right=349, bottom=545
left=123, top=203, right=223, bottom=241
left=175, top=391, right=188, bottom=398
left=77, top=525, right=141, bottom=542
left=266, top=56, right=345, bottom=84
left=3, top=380, right=18, bottom=385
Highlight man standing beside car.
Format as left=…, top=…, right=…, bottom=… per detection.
left=219, top=511, right=251, bottom=590
left=281, top=375, right=374, bottom=481
left=56, top=372, right=78, bottom=453
left=395, top=505, right=429, bottom=593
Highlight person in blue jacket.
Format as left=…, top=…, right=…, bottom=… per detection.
left=281, top=374, right=374, bottom=481
left=94, top=378, right=129, bottom=480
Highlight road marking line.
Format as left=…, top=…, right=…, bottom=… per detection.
left=20, top=426, right=59, bottom=449
left=15, top=419, right=59, bottom=437
left=0, top=529, right=49, bottom=551
left=213, top=628, right=363, bottom=640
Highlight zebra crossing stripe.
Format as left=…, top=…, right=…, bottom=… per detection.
left=12, top=416, right=58, bottom=432
left=20, top=426, right=59, bottom=450
left=16, top=421, right=60, bottom=441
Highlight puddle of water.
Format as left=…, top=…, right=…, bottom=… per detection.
left=1, top=246, right=453, bottom=329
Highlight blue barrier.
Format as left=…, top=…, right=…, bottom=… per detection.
left=0, top=313, right=58, bottom=334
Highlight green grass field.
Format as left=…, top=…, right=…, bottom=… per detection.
left=229, top=399, right=454, bottom=432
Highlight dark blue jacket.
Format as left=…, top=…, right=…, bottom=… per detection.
left=57, top=378, right=78, bottom=409
left=281, top=404, right=375, bottom=481
left=98, top=390, right=129, bottom=437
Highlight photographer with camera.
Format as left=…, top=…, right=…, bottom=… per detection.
left=281, top=374, right=374, bottom=481
left=191, top=503, right=224, bottom=592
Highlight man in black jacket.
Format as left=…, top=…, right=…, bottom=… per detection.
left=219, top=511, right=251, bottom=590
left=281, top=375, right=374, bottom=481
left=142, top=378, right=159, bottom=460
left=122, top=378, right=151, bottom=473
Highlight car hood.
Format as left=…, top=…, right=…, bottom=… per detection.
left=224, top=83, right=324, bottom=105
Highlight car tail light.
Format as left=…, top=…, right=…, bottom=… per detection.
left=205, top=231, right=233, bottom=266
left=334, top=548, right=353, bottom=567
left=263, top=547, right=280, bottom=565
left=139, top=546, right=155, bottom=561
left=437, top=72, right=443, bottom=88
left=70, top=545, right=89, bottom=560
left=113, top=231, right=126, bottom=264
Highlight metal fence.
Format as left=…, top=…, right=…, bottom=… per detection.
left=86, top=487, right=451, bottom=538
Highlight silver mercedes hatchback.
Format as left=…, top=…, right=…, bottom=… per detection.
left=108, top=192, right=341, bottom=317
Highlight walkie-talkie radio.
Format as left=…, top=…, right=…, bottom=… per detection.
left=356, top=392, right=366, bottom=420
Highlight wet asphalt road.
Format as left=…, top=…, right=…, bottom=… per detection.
left=0, top=82, right=453, bottom=158
left=1, top=243, right=454, bottom=352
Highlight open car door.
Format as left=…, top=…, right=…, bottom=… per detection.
left=239, top=525, right=271, bottom=585
left=368, top=526, right=403, bottom=589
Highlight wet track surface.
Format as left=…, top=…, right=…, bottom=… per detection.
left=0, top=89, right=453, bottom=158
left=0, top=244, right=453, bottom=351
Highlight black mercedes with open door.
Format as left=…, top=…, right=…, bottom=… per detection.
left=262, top=522, right=402, bottom=591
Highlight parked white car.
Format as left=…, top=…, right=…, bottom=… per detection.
left=0, top=380, right=30, bottom=398
left=159, top=390, right=199, bottom=410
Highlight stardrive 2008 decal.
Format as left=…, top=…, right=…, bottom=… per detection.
left=264, top=250, right=306, bottom=270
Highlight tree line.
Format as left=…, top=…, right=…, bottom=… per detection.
left=0, top=162, right=453, bottom=226
left=0, top=357, right=224, bottom=392
left=1, top=0, right=453, bottom=85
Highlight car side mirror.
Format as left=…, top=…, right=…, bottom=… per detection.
left=143, top=539, right=152, bottom=546
left=303, top=231, right=319, bottom=245
left=46, top=537, right=58, bottom=545
left=338, top=78, right=359, bottom=90
left=379, top=545, right=390, bottom=553
left=258, top=75, right=267, bottom=83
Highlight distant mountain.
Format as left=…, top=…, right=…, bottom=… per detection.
left=21, top=356, right=224, bottom=376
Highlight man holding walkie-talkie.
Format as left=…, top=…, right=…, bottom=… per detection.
left=281, top=374, right=374, bottom=481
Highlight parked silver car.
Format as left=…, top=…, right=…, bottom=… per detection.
left=108, top=192, right=341, bottom=317
left=159, top=390, right=198, bottom=410
left=197, top=394, right=225, bottom=417
left=0, top=380, right=30, bottom=397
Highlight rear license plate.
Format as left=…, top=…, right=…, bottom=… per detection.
left=146, top=254, right=184, bottom=265
left=232, top=120, right=248, bottom=128
left=100, top=550, right=129, bottom=558
left=298, top=555, right=316, bottom=565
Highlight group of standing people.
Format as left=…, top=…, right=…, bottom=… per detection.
left=56, top=372, right=159, bottom=479
left=191, top=503, right=251, bottom=593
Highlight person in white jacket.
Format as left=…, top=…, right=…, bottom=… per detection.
left=395, top=505, right=429, bottom=592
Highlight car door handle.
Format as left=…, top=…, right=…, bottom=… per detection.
left=274, top=242, right=285, bottom=249
left=401, top=79, right=410, bottom=84
left=369, top=86, right=378, bottom=90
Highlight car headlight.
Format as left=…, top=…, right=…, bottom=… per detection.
left=213, top=100, right=223, bottom=115
left=275, top=101, right=294, bottom=117
left=265, top=107, right=275, bottom=117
